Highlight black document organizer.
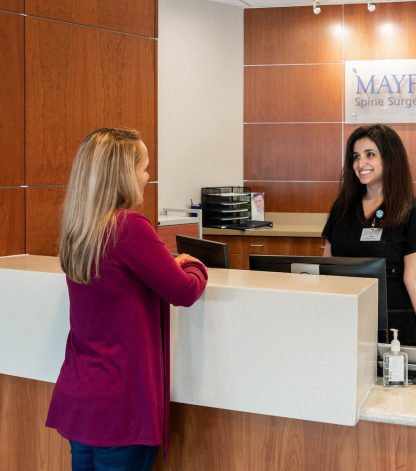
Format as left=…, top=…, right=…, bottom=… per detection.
left=201, top=186, right=252, bottom=229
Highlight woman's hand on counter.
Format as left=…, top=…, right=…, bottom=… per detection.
left=175, top=253, right=204, bottom=267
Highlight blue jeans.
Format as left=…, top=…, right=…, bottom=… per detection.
left=70, top=440, right=158, bottom=471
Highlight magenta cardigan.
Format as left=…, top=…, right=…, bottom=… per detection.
left=46, top=210, right=208, bottom=449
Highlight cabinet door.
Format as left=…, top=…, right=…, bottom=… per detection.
left=229, top=254, right=249, bottom=270
left=159, top=224, right=199, bottom=253
left=203, top=235, right=270, bottom=254
left=204, top=235, right=324, bottom=270
left=266, top=237, right=324, bottom=256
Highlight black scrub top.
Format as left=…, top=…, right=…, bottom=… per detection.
left=322, top=200, right=416, bottom=344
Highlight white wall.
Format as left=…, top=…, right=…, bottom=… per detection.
left=158, top=0, right=244, bottom=213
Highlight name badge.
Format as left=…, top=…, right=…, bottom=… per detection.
left=360, top=228, right=383, bottom=241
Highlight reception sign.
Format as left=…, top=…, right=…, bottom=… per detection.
left=345, top=59, right=416, bottom=123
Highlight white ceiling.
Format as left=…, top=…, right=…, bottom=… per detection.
left=205, top=0, right=415, bottom=7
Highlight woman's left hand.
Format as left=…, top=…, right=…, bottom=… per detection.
left=175, top=253, right=205, bottom=267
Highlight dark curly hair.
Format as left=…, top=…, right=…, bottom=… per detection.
left=332, top=124, right=413, bottom=227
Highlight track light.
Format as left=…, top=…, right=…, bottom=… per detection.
left=313, top=0, right=321, bottom=15
left=368, top=2, right=376, bottom=12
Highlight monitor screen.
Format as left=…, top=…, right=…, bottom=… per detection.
left=249, top=255, right=388, bottom=343
left=176, top=235, right=229, bottom=269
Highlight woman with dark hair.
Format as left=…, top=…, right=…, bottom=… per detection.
left=46, top=128, right=208, bottom=470
left=322, top=124, right=416, bottom=344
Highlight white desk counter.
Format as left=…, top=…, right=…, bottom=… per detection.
left=0, top=255, right=379, bottom=427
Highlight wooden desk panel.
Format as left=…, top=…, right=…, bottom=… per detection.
left=0, top=374, right=70, bottom=471
left=205, top=235, right=324, bottom=270
left=154, top=403, right=416, bottom=471
left=3, top=374, right=416, bottom=471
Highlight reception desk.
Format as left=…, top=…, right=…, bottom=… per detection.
left=171, top=268, right=377, bottom=426
left=1, top=255, right=416, bottom=470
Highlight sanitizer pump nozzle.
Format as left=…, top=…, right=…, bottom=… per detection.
left=383, top=328, right=408, bottom=387
left=390, top=329, right=400, bottom=353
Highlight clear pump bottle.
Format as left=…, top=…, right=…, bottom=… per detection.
left=383, top=328, right=408, bottom=387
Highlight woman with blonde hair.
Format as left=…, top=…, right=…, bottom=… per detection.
left=46, top=128, right=208, bottom=471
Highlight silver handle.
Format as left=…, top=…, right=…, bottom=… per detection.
left=249, top=244, right=264, bottom=247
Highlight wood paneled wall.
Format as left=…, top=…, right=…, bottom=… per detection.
left=0, top=1, right=157, bottom=256
left=244, top=3, right=416, bottom=213
left=25, top=0, right=157, bottom=37
left=0, top=11, right=24, bottom=256
left=0, top=12, right=24, bottom=187
left=0, top=0, right=23, bottom=12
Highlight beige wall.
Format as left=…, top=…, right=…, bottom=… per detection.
left=158, top=0, right=244, bottom=212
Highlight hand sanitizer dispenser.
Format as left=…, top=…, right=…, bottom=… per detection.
left=383, top=328, right=408, bottom=387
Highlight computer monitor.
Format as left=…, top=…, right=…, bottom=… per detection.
left=249, top=255, right=388, bottom=343
left=176, top=235, right=229, bottom=269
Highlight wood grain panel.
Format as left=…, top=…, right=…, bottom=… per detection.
left=205, top=235, right=324, bottom=269
left=203, top=235, right=269, bottom=254
left=25, top=0, right=157, bottom=37
left=139, top=181, right=157, bottom=228
left=244, top=5, right=343, bottom=65
left=245, top=65, right=343, bottom=123
left=26, top=184, right=156, bottom=256
left=344, top=123, right=416, bottom=181
left=344, top=2, right=416, bottom=60
left=244, top=124, right=342, bottom=181
left=0, top=12, right=24, bottom=186
left=3, top=375, right=416, bottom=470
left=25, top=18, right=157, bottom=185
left=0, top=374, right=71, bottom=471
left=158, top=224, right=199, bottom=253
left=0, top=188, right=25, bottom=256
left=153, top=402, right=416, bottom=471
left=0, top=0, right=23, bottom=12
left=206, top=234, right=323, bottom=256
left=26, top=186, right=66, bottom=256
left=262, top=237, right=324, bottom=256
left=246, top=182, right=339, bottom=213
left=228, top=253, right=247, bottom=270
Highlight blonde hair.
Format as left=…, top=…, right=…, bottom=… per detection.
left=60, top=128, right=143, bottom=283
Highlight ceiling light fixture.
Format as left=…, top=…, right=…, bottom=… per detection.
left=313, top=0, right=321, bottom=15
left=368, top=2, right=376, bottom=12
